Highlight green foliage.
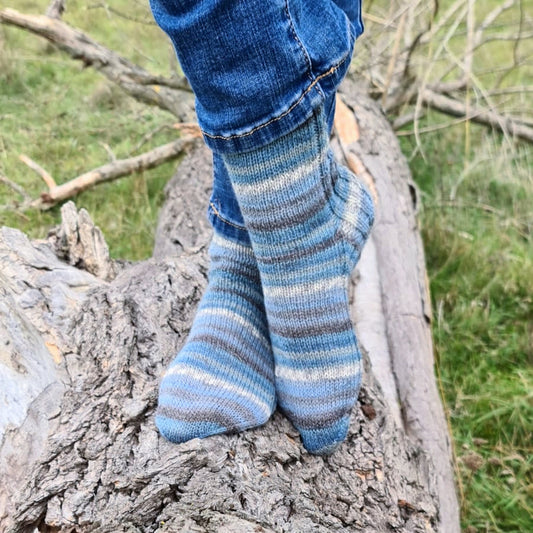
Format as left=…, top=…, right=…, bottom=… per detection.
left=1, top=1, right=532, bottom=531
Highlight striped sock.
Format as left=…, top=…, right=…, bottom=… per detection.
left=224, top=107, right=374, bottom=454
left=155, top=232, right=276, bottom=443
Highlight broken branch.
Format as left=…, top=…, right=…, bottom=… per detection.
left=421, top=88, right=533, bottom=144
left=0, top=7, right=192, bottom=119
left=45, top=0, right=66, bottom=19
left=0, top=174, right=31, bottom=202
left=19, top=154, right=57, bottom=189
left=33, top=134, right=199, bottom=209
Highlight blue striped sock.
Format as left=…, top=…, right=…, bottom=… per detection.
left=156, top=232, right=276, bottom=443
left=224, top=107, right=374, bottom=454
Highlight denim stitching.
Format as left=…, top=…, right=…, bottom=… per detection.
left=203, top=59, right=346, bottom=141
left=284, top=0, right=314, bottom=84
left=209, top=201, right=247, bottom=231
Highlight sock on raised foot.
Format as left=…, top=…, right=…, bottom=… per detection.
left=223, top=107, right=374, bottom=454
left=155, top=232, right=276, bottom=443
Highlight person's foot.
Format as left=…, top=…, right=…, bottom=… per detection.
left=224, top=107, right=374, bottom=454
left=156, top=233, right=276, bottom=443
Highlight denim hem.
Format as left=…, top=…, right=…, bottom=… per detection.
left=201, top=53, right=351, bottom=155
left=207, top=202, right=251, bottom=246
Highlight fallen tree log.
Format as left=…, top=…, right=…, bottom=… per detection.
left=0, top=90, right=459, bottom=532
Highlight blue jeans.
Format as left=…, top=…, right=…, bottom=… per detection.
left=149, top=0, right=364, bottom=244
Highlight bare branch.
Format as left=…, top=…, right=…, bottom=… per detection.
left=33, top=134, right=200, bottom=209
left=463, top=0, right=475, bottom=160
left=99, top=142, right=116, bottom=162
left=19, top=154, right=57, bottom=189
left=382, top=11, right=407, bottom=109
left=0, top=174, right=31, bottom=202
left=87, top=3, right=156, bottom=26
left=0, top=8, right=192, bottom=119
left=45, top=0, right=66, bottom=20
left=421, top=89, right=533, bottom=144
left=130, top=122, right=199, bottom=154
left=393, top=111, right=426, bottom=131
left=473, top=0, right=515, bottom=48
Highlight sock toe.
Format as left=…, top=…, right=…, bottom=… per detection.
left=155, top=415, right=226, bottom=444
left=297, top=414, right=351, bottom=455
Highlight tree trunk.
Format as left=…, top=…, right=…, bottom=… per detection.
left=0, top=88, right=459, bottom=533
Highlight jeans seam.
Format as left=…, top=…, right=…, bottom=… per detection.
left=284, top=0, right=314, bottom=85
left=209, top=201, right=247, bottom=230
left=203, top=59, right=346, bottom=142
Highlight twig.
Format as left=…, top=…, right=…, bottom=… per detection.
left=86, top=3, right=155, bottom=25
left=393, top=111, right=425, bottom=131
left=395, top=112, right=488, bottom=136
left=473, top=0, right=515, bottom=48
left=130, top=124, right=175, bottom=155
left=464, top=0, right=475, bottom=162
left=19, top=154, right=57, bottom=189
left=46, top=0, right=66, bottom=19
left=99, top=142, right=116, bottom=162
left=419, top=0, right=469, bottom=45
left=413, top=2, right=468, bottom=160
left=0, top=8, right=192, bottom=120
left=0, top=173, right=31, bottom=201
left=33, top=134, right=200, bottom=209
left=382, top=11, right=407, bottom=109
left=426, top=200, right=504, bottom=217
left=421, top=88, right=533, bottom=144
left=130, top=123, right=201, bottom=154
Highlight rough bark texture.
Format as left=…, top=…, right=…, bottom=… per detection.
left=0, top=90, right=459, bottom=532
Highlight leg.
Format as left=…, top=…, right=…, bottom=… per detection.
left=156, top=202, right=276, bottom=442
left=150, top=0, right=370, bottom=453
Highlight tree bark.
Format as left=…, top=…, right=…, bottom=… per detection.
left=0, top=90, right=459, bottom=532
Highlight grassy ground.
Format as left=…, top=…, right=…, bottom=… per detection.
left=1, top=1, right=532, bottom=531
left=399, top=122, right=532, bottom=531
left=0, top=0, right=178, bottom=259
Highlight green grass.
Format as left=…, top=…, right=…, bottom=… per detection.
left=400, top=121, right=533, bottom=532
left=1, top=1, right=532, bottom=531
left=0, top=0, right=179, bottom=259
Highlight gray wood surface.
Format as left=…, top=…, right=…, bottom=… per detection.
left=0, top=91, right=459, bottom=532
left=339, top=81, right=459, bottom=533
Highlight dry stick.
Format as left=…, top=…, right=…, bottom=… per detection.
left=513, top=0, right=525, bottom=74
left=362, top=1, right=421, bottom=79
left=413, top=2, right=469, bottom=159
left=99, top=142, right=116, bottom=162
left=419, top=0, right=469, bottom=45
left=19, top=154, right=57, bottom=189
left=381, top=10, right=407, bottom=110
left=45, top=0, right=66, bottom=19
left=87, top=3, right=156, bottom=26
left=442, top=43, right=514, bottom=146
left=33, top=135, right=199, bottom=209
left=394, top=112, right=480, bottom=135
left=464, top=0, right=475, bottom=164
left=421, top=88, right=533, bottom=144
left=0, top=174, right=31, bottom=202
left=0, top=8, right=192, bottom=120
left=473, top=0, right=515, bottom=48
left=131, top=122, right=201, bottom=155
left=430, top=0, right=519, bottom=91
